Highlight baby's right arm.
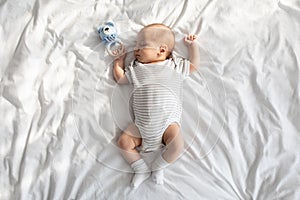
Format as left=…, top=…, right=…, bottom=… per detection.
left=113, top=50, right=128, bottom=84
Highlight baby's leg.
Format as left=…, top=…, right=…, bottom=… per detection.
left=152, top=123, right=184, bottom=184
left=162, top=123, right=185, bottom=163
left=117, top=123, right=150, bottom=188
left=118, top=123, right=142, bottom=164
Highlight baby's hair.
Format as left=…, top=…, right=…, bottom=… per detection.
left=142, top=23, right=175, bottom=54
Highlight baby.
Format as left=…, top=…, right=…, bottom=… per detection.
left=113, top=23, right=199, bottom=188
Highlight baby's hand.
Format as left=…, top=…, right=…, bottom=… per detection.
left=184, top=34, right=198, bottom=46
left=114, top=46, right=126, bottom=61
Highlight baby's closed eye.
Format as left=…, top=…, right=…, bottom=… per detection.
left=135, top=42, right=148, bottom=49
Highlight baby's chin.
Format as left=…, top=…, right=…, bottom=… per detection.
left=136, top=59, right=152, bottom=64
left=135, top=56, right=147, bottom=63
left=135, top=56, right=143, bottom=63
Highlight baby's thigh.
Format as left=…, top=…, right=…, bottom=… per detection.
left=162, top=123, right=182, bottom=145
left=121, top=123, right=142, bottom=146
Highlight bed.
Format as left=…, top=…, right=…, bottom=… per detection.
left=1, top=0, right=300, bottom=199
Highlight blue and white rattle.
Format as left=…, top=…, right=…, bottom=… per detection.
left=97, top=21, right=124, bottom=56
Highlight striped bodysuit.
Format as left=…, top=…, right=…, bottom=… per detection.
left=125, top=55, right=190, bottom=152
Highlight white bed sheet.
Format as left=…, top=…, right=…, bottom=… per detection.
left=1, top=0, right=300, bottom=199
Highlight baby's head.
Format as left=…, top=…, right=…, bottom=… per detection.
left=134, top=23, right=175, bottom=64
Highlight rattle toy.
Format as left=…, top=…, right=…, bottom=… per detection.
left=97, top=21, right=124, bottom=56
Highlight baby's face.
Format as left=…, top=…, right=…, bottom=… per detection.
left=134, top=28, right=162, bottom=64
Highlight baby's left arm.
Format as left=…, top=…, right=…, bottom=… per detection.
left=184, top=34, right=199, bottom=73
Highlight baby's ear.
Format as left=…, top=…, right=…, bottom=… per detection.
left=159, top=44, right=168, bottom=53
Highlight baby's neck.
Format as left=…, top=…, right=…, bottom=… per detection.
left=139, top=58, right=168, bottom=64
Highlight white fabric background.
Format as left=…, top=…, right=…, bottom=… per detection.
left=1, top=0, right=300, bottom=199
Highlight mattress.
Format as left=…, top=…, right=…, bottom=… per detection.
left=1, top=0, right=299, bottom=199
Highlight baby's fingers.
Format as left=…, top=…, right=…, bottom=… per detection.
left=113, top=46, right=126, bottom=59
left=186, top=34, right=198, bottom=41
left=184, top=34, right=198, bottom=46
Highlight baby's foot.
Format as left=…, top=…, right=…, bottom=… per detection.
left=130, top=159, right=151, bottom=188
left=152, top=169, right=164, bottom=185
left=151, top=153, right=169, bottom=185
left=131, top=172, right=151, bottom=188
